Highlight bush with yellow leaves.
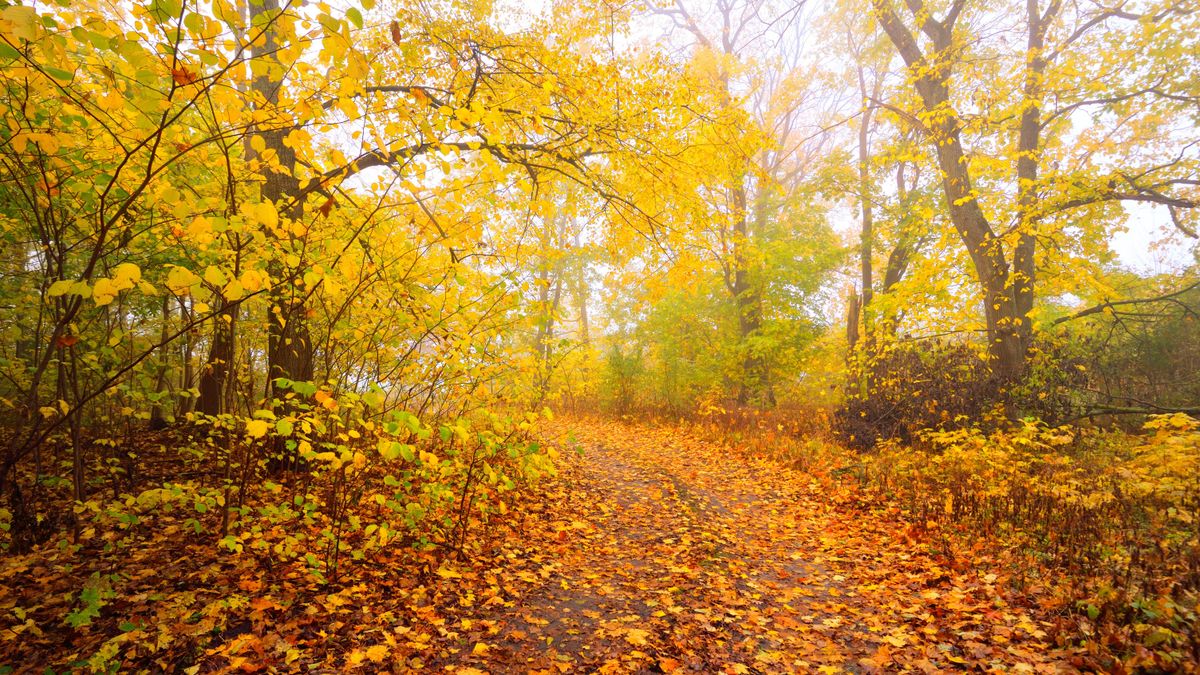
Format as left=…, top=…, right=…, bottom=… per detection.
left=852, top=414, right=1199, bottom=666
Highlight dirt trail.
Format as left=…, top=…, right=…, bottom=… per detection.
left=467, top=418, right=1073, bottom=674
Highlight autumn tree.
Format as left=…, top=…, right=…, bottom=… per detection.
left=642, top=0, right=839, bottom=407
left=0, top=0, right=688, bottom=552
left=868, top=0, right=1199, bottom=384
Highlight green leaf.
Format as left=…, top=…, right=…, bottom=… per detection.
left=148, top=0, right=183, bottom=24
left=398, top=411, right=421, bottom=434
left=317, top=12, right=341, bottom=33
left=405, top=502, right=425, bottom=522
left=345, top=7, right=363, bottom=29
left=44, top=67, right=74, bottom=82
left=381, top=441, right=410, bottom=461
left=66, top=604, right=99, bottom=628
left=1145, top=629, right=1173, bottom=648
left=184, top=11, right=204, bottom=33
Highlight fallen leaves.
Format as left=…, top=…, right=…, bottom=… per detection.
left=0, top=416, right=1103, bottom=672
left=622, top=628, right=650, bottom=646
left=346, top=643, right=388, bottom=665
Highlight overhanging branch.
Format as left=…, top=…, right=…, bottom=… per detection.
left=1052, top=280, right=1200, bottom=326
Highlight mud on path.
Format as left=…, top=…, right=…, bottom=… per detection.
left=458, top=418, right=1075, bottom=673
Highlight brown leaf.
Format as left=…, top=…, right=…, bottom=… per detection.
left=171, top=67, right=198, bottom=86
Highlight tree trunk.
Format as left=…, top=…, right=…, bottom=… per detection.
left=873, top=0, right=1027, bottom=381
left=572, top=232, right=590, bottom=345
left=846, top=289, right=861, bottom=351
left=881, top=162, right=917, bottom=298
left=196, top=299, right=239, bottom=415
left=149, top=295, right=172, bottom=428
left=854, top=63, right=880, bottom=388
left=176, top=297, right=195, bottom=417
left=534, top=208, right=566, bottom=400
left=731, top=184, right=767, bottom=406
left=247, top=0, right=311, bottom=405
left=857, top=72, right=876, bottom=327
left=1014, top=0, right=1049, bottom=354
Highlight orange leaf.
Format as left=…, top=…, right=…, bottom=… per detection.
left=171, top=67, right=198, bottom=85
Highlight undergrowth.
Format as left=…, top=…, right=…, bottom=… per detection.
left=695, top=408, right=1200, bottom=671
left=0, top=388, right=557, bottom=671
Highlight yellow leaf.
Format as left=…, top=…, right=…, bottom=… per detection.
left=436, top=566, right=462, bottom=579
left=2, top=5, right=38, bottom=41
left=624, top=628, right=649, bottom=646
left=882, top=634, right=908, bottom=647
left=166, top=266, right=199, bottom=295
left=365, top=644, right=388, bottom=663
left=186, top=216, right=213, bottom=242
left=471, top=642, right=489, bottom=656
left=92, top=278, right=116, bottom=306
left=240, top=269, right=264, bottom=292
left=47, top=280, right=74, bottom=297
left=256, top=201, right=279, bottom=229
left=204, top=266, right=226, bottom=287
left=314, top=389, right=338, bottom=410
left=113, top=263, right=141, bottom=285
left=246, top=419, right=270, bottom=438
left=223, top=279, right=245, bottom=301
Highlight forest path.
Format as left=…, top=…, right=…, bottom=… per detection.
left=464, top=418, right=1072, bottom=674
